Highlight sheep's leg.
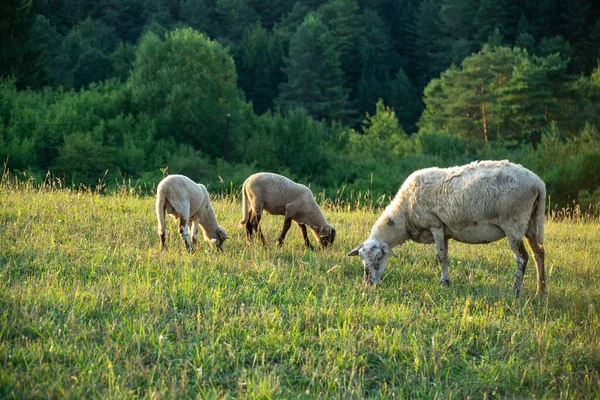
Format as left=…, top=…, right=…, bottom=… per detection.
left=190, top=219, right=199, bottom=247
left=178, top=217, right=193, bottom=251
left=158, top=207, right=167, bottom=250
left=432, top=228, right=451, bottom=286
left=159, top=232, right=166, bottom=250
left=507, top=236, right=529, bottom=295
left=245, top=210, right=254, bottom=240
left=252, top=213, right=267, bottom=246
left=525, top=232, right=546, bottom=295
left=297, top=223, right=314, bottom=250
left=276, top=218, right=293, bottom=247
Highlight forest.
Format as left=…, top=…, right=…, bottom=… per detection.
left=2, top=0, right=600, bottom=208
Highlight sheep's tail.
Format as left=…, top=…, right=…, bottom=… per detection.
left=239, top=183, right=250, bottom=226
left=533, top=181, right=546, bottom=245
left=156, top=187, right=167, bottom=236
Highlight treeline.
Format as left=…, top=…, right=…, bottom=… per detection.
left=1, top=0, right=600, bottom=208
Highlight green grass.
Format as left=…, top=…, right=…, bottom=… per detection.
left=1, top=184, right=599, bottom=399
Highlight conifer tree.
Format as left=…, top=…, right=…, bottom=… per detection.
left=277, top=13, right=349, bottom=122
left=473, top=0, right=508, bottom=45
left=356, top=9, right=391, bottom=118
left=562, top=0, right=593, bottom=73
left=435, top=0, right=478, bottom=67
left=318, top=0, right=364, bottom=83
left=414, top=0, right=444, bottom=87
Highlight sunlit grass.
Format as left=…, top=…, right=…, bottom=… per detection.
left=1, top=183, right=599, bottom=398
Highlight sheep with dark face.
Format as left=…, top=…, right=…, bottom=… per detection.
left=240, top=172, right=336, bottom=249
left=348, top=160, right=547, bottom=295
left=156, top=174, right=228, bottom=252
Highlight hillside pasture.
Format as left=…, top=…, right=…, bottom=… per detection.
left=1, top=184, right=599, bottom=398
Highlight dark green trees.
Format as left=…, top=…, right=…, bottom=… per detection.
left=277, top=13, right=348, bottom=123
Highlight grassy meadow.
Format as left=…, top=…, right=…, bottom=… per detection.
left=1, top=180, right=599, bottom=399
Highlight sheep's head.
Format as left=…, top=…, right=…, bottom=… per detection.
left=317, top=225, right=336, bottom=248
left=210, top=226, right=228, bottom=252
left=347, top=239, right=397, bottom=284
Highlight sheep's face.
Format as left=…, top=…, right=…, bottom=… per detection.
left=319, top=226, right=336, bottom=248
left=210, top=226, right=228, bottom=252
left=347, top=239, right=397, bottom=285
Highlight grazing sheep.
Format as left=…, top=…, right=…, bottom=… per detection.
left=240, top=172, right=336, bottom=249
left=348, top=160, right=547, bottom=295
left=156, top=174, right=228, bottom=252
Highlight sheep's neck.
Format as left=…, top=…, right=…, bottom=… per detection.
left=199, top=208, right=219, bottom=239
left=299, top=210, right=329, bottom=232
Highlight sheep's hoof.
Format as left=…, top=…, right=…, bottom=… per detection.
left=513, top=284, right=523, bottom=296
left=440, top=278, right=451, bottom=287
left=535, top=286, right=548, bottom=296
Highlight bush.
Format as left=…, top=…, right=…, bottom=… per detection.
left=53, top=132, right=116, bottom=185
left=417, top=130, right=467, bottom=161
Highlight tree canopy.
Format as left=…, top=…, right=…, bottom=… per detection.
left=1, top=0, right=600, bottom=207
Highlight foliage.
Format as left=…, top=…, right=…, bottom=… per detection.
left=525, top=123, right=600, bottom=207
left=419, top=45, right=578, bottom=148
left=277, top=13, right=349, bottom=123
left=1, top=2, right=600, bottom=207
left=236, top=23, right=289, bottom=115
left=127, top=28, right=249, bottom=159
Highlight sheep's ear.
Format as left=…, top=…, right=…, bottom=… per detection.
left=382, top=243, right=398, bottom=258
left=347, top=243, right=363, bottom=257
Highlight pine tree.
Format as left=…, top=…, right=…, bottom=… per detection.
left=527, top=0, right=560, bottom=39
left=0, top=0, right=42, bottom=89
left=514, top=15, right=535, bottom=53
left=356, top=9, right=391, bottom=118
left=318, top=0, right=364, bottom=117
left=180, top=0, right=221, bottom=38
left=500, top=52, right=573, bottom=143
left=26, top=15, right=70, bottom=87
left=473, top=0, right=508, bottom=45
left=414, top=0, right=444, bottom=87
left=247, top=0, right=297, bottom=29
left=435, top=0, right=478, bottom=67
left=214, top=0, right=259, bottom=43
left=562, top=0, right=593, bottom=73
left=370, top=0, right=419, bottom=74
left=388, top=68, right=422, bottom=134
left=101, top=0, right=145, bottom=43
left=237, top=23, right=288, bottom=114
left=277, top=13, right=349, bottom=122
left=417, top=46, right=572, bottom=147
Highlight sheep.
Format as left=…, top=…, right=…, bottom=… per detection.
left=239, top=172, right=336, bottom=249
left=156, top=174, right=228, bottom=252
left=347, top=160, right=547, bottom=295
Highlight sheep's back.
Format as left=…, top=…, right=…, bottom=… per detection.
left=245, top=173, right=314, bottom=214
left=158, top=175, right=209, bottom=216
left=397, top=161, right=543, bottom=226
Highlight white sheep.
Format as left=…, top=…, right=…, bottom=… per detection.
left=239, top=172, right=336, bottom=249
left=156, top=174, right=228, bottom=251
left=348, top=160, right=547, bottom=295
